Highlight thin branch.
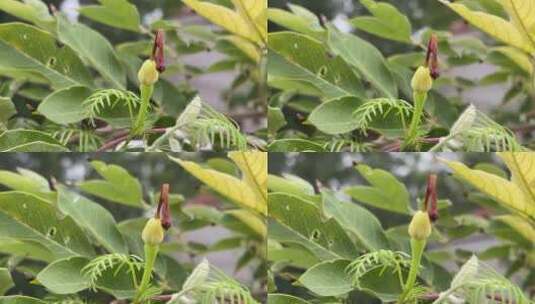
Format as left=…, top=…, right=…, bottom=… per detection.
left=97, top=128, right=167, bottom=152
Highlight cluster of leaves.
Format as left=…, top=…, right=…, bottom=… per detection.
left=267, top=153, right=534, bottom=303
left=266, top=0, right=534, bottom=152
left=0, top=0, right=266, bottom=152
left=0, top=151, right=267, bottom=303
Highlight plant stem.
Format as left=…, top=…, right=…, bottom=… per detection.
left=404, top=91, right=427, bottom=151
left=398, top=238, right=426, bottom=304
left=135, top=243, right=159, bottom=304
left=133, top=84, right=154, bottom=136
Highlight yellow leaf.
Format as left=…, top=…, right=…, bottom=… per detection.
left=492, top=46, right=533, bottom=74
left=225, top=209, right=266, bottom=239
left=231, top=0, right=267, bottom=44
left=170, top=155, right=267, bottom=215
left=439, top=0, right=534, bottom=53
left=496, top=215, right=535, bottom=243
left=499, top=0, right=535, bottom=47
left=498, top=152, right=535, bottom=206
left=443, top=156, right=535, bottom=221
left=182, top=0, right=261, bottom=44
left=228, top=151, right=267, bottom=208
left=222, top=35, right=261, bottom=62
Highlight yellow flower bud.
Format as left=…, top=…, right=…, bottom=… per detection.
left=411, top=66, right=433, bottom=93
left=142, top=218, right=164, bottom=245
left=408, top=211, right=431, bottom=241
left=138, top=60, right=159, bottom=86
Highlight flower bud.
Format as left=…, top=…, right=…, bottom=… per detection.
left=138, top=59, right=159, bottom=86
left=408, top=211, right=431, bottom=241
left=142, top=218, right=164, bottom=245
left=411, top=66, right=433, bottom=93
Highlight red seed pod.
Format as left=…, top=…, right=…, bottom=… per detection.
left=152, top=30, right=165, bottom=73
left=156, top=183, right=172, bottom=230
left=424, top=174, right=439, bottom=222
left=425, top=34, right=439, bottom=79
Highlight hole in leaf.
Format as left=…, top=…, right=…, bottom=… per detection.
left=47, top=227, right=57, bottom=237
left=310, top=229, right=321, bottom=240
left=47, top=57, right=57, bottom=67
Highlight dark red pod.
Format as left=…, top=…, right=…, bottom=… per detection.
left=156, top=183, right=172, bottom=230
left=424, top=174, right=439, bottom=222
left=425, top=34, right=439, bottom=79
left=152, top=30, right=165, bottom=73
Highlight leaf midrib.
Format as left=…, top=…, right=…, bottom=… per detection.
left=508, top=154, right=535, bottom=209
left=235, top=153, right=267, bottom=205
left=506, top=0, right=535, bottom=51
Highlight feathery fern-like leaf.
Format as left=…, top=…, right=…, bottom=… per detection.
left=187, top=103, right=248, bottom=150
left=167, top=261, right=258, bottom=304
left=433, top=255, right=532, bottom=304
left=83, top=89, right=140, bottom=124
left=321, top=137, right=372, bottom=152
left=433, top=105, right=522, bottom=152
left=352, top=98, right=413, bottom=133
left=81, top=253, right=143, bottom=291
left=345, top=249, right=411, bottom=287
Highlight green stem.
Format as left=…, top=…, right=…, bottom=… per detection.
left=404, top=91, right=427, bottom=151
left=132, top=84, right=154, bottom=136
left=398, top=238, right=426, bottom=304
left=134, top=243, right=159, bottom=303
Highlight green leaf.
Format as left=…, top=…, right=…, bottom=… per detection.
left=268, top=139, right=327, bottom=152
left=268, top=174, right=315, bottom=197
left=322, top=190, right=390, bottom=251
left=0, top=97, right=16, bottom=126
left=267, top=8, right=324, bottom=39
left=78, top=161, right=143, bottom=208
left=299, top=259, right=352, bottom=297
left=36, top=256, right=90, bottom=294
left=57, top=16, right=126, bottom=89
left=327, top=26, right=397, bottom=98
left=268, top=106, right=286, bottom=136
left=37, top=86, right=93, bottom=124
left=269, top=193, right=357, bottom=260
left=0, top=238, right=55, bottom=262
left=308, top=96, right=362, bottom=135
left=267, top=294, right=312, bottom=304
left=0, top=129, right=69, bottom=152
left=0, top=168, right=55, bottom=202
left=0, top=296, right=47, bottom=304
left=57, top=186, right=128, bottom=254
left=79, top=0, right=141, bottom=33
left=268, top=32, right=364, bottom=99
left=0, top=23, right=93, bottom=89
left=350, top=0, right=412, bottom=43
left=344, top=164, right=411, bottom=214
left=0, top=0, right=55, bottom=31
left=0, top=191, right=95, bottom=258
left=357, top=267, right=405, bottom=301
left=0, top=268, right=13, bottom=295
